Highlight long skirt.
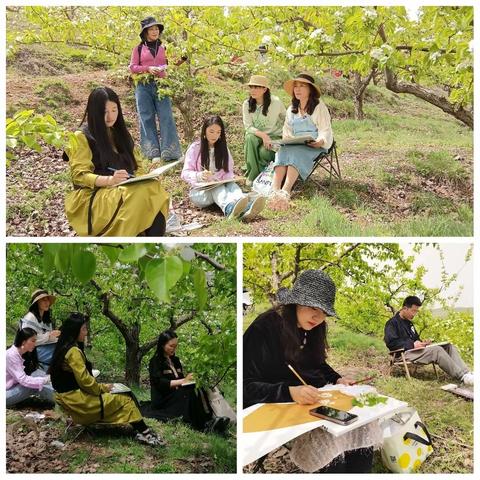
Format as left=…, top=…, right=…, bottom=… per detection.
left=141, top=387, right=212, bottom=431
left=65, top=180, right=169, bottom=237
left=274, top=144, right=327, bottom=180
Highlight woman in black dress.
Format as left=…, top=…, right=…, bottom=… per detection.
left=243, top=269, right=374, bottom=473
left=143, top=330, right=229, bottom=434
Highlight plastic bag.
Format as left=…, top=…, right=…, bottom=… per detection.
left=252, top=162, right=274, bottom=196
left=380, top=407, right=433, bottom=473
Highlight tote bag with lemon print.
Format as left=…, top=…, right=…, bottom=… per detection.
left=380, top=407, right=434, bottom=473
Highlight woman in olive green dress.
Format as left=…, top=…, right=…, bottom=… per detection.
left=49, top=312, right=164, bottom=446
left=64, top=86, right=169, bottom=237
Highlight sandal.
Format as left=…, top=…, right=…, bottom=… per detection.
left=135, top=428, right=166, bottom=447
left=267, top=190, right=290, bottom=211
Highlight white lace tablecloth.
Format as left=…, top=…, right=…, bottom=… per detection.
left=242, top=385, right=407, bottom=466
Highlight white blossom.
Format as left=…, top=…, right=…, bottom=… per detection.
left=309, top=28, right=324, bottom=39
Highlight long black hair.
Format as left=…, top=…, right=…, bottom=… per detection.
left=248, top=89, right=272, bottom=116
left=14, top=328, right=40, bottom=374
left=291, top=83, right=320, bottom=115
left=269, top=304, right=328, bottom=365
left=29, top=302, right=53, bottom=326
left=49, top=312, right=91, bottom=376
left=198, top=115, right=230, bottom=173
left=154, top=329, right=178, bottom=358
left=79, top=86, right=137, bottom=173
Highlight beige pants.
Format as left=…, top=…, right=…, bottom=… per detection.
left=405, top=343, right=469, bottom=380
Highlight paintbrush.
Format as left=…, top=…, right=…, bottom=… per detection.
left=350, top=375, right=376, bottom=385
left=287, top=364, right=308, bottom=386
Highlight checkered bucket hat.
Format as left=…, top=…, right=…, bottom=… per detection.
left=276, top=269, right=337, bottom=317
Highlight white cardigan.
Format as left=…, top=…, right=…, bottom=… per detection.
left=282, top=99, right=333, bottom=150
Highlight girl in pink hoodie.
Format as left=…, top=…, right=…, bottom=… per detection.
left=181, top=116, right=266, bottom=220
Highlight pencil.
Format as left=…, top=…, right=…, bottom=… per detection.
left=287, top=364, right=308, bottom=386
left=107, top=167, right=134, bottom=179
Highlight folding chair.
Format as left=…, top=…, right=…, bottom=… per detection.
left=302, top=139, right=341, bottom=188
left=388, top=348, right=439, bottom=380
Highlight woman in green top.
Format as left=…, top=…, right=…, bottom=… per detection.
left=242, top=75, right=286, bottom=185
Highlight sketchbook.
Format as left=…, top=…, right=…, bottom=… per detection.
left=409, top=341, right=450, bottom=351
left=116, top=158, right=183, bottom=186
left=111, top=383, right=132, bottom=394
left=191, top=176, right=243, bottom=191
left=272, top=135, right=316, bottom=146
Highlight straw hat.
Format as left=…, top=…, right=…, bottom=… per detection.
left=30, top=289, right=56, bottom=308
left=284, top=73, right=321, bottom=97
left=245, top=75, right=270, bottom=89
left=276, top=270, right=337, bottom=317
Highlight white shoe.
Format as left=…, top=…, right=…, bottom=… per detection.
left=461, top=372, right=474, bottom=386
left=226, top=196, right=249, bottom=219
left=242, top=196, right=266, bottom=221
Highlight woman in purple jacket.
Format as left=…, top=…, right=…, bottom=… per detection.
left=181, top=115, right=266, bottom=220
left=129, top=17, right=183, bottom=163
left=6, top=328, right=54, bottom=407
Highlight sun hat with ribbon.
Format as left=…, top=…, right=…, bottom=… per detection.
left=30, top=289, right=56, bottom=308
left=276, top=269, right=337, bottom=317
left=139, top=17, right=164, bottom=39
left=284, top=72, right=321, bottom=97
left=245, top=75, right=270, bottom=89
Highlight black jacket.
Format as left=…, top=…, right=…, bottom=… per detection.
left=384, top=312, right=420, bottom=352
left=149, top=354, right=184, bottom=408
left=243, top=310, right=341, bottom=408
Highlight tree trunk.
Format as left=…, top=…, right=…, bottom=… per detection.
left=353, top=94, right=364, bottom=121
left=351, top=70, right=376, bottom=121
left=177, top=104, right=194, bottom=143
left=125, top=338, right=142, bottom=386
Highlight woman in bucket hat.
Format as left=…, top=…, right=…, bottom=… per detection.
left=129, top=16, right=185, bottom=163
left=268, top=73, right=333, bottom=210
left=243, top=270, right=376, bottom=473
left=242, top=75, right=286, bottom=185
left=19, top=289, right=60, bottom=367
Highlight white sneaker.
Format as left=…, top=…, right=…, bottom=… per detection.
left=461, top=372, right=474, bottom=386
left=242, top=195, right=266, bottom=221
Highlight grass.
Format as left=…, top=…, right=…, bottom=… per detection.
left=409, top=150, right=469, bottom=183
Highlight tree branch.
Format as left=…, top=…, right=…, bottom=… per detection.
left=378, top=23, right=473, bottom=129
left=193, top=250, right=226, bottom=270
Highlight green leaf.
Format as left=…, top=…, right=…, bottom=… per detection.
left=101, top=245, right=120, bottom=265
left=192, top=267, right=208, bottom=311
left=71, top=250, right=96, bottom=284
left=118, top=244, right=147, bottom=263
left=54, top=245, right=71, bottom=274
left=42, top=244, right=57, bottom=273
left=145, top=255, right=184, bottom=302
left=21, top=135, right=42, bottom=152
left=182, top=259, right=191, bottom=277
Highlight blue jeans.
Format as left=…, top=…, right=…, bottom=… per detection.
left=189, top=182, right=244, bottom=213
left=36, top=343, right=56, bottom=366
left=135, top=81, right=182, bottom=161
left=6, top=369, right=55, bottom=407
